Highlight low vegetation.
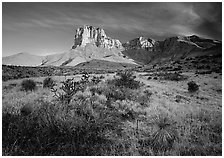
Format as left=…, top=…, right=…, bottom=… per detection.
left=2, top=70, right=222, bottom=156
left=188, top=81, right=199, bottom=92
left=21, top=79, right=37, bottom=91
left=43, top=77, right=55, bottom=89
left=112, top=71, right=141, bottom=89
left=147, top=72, right=188, bottom=81
left=2, top=64, right=136, bottom=81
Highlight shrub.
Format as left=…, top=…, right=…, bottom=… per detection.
left=188, top=81, right=199, bottom=92
left=43, top=77, right=55, bottom=88
left=112, top=71, right=141, bottom=89
left=21, top=79, right=36, bottom=91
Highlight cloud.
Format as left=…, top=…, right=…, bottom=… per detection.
left=191, top=2, right=222, bottom=39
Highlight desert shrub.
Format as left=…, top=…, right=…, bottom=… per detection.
left=43, top=77, right=55, bottom=88
left=148, top=76, right=152, bottom=80
left=21, top=79, right=36, bottom=91
left=113, top=71, right=141, bottom=89
left=187, top=81, right=199, bottom=92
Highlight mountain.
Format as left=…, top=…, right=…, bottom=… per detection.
left=122, top=35, right=221, bottom=64
left=3, top=25, right=136, bottom=66
left=2, top=25, right=222, bottom=67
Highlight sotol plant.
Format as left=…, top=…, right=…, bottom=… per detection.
left=150, top=114, right=179, bottom=154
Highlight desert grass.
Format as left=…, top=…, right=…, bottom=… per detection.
left=2, top=72, right=222, bottom=155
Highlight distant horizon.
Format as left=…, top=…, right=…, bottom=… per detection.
left=3, top=2, right=222, bottom=57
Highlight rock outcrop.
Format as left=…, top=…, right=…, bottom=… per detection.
left=72, top=25, right=123, bottom=49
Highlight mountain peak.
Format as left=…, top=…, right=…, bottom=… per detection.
left=72, top=25, right=123, bottom=49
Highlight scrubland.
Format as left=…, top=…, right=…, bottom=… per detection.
left=2, top=68, right=222, bottom=155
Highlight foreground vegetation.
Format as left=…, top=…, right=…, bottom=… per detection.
left=2, top=71, right=222, bottom=155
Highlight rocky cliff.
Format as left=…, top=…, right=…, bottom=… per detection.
left=72, top=25, right=123, bottom=49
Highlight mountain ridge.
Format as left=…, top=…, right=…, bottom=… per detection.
left=2, top=25, right=221, bottom=67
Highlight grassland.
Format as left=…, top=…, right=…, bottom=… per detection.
left=2, top=62, right=222, bottom=156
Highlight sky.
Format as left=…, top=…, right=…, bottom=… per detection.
left=2, top=2, right=222, bottom=57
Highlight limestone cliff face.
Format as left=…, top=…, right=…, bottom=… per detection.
left=72, top=25, right=123, bottom=49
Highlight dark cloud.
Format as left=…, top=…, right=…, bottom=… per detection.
left=192, top=2, right=222, bottom=40
left=195, top=19, right=221, bottom=40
